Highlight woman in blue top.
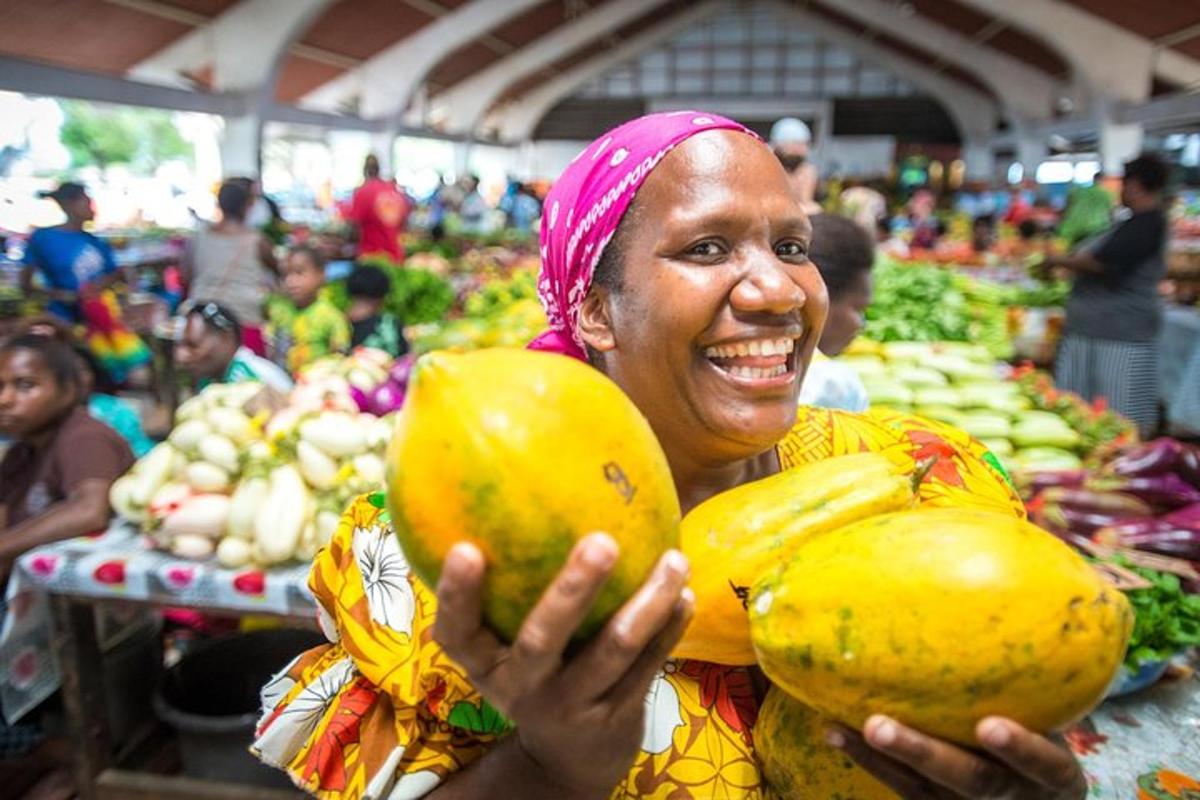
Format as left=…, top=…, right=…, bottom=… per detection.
left=21, top=182, right=151, bottom=384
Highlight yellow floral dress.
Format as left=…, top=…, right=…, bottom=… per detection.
left=252, top=407, right=1024, bottom=799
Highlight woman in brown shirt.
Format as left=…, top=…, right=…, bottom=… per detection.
left=0, top=334, right=133, bottom=585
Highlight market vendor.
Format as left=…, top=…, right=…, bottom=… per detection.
left=0, top=334, right=133, bottom=586
left=1042, top=154, right=1169, bottom=438
left=799, top=212, right=875, bottom=411
left=21, top=181, right=153, bottom=385
left=253, top=114, right=1087, bottom=799
left=174, top=301, right=292, bottom=393
left=768, top=116, right=821, bottom=215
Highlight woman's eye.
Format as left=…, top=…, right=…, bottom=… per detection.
left=687, top=241, right=724, bottom=257
left=776, top=241, right=808, bottom=258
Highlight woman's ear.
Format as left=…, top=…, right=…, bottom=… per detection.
left=577, top=287, right=617, bottom=353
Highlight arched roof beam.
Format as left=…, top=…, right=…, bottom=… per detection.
left=429, top=0, right=676, bottom=136
left=494, top=0, right=726, bottom=142
left=297, top=0, right=546, bottom=119
left=804, top=0, right=1067, bottom=126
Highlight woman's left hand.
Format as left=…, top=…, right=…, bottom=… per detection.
left=831, top=715, right=1087, bottom=799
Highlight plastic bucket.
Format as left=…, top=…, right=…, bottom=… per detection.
left=153, top=628, right=324, bottom=788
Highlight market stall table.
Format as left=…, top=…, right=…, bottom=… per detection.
left=3, top=526, right=1198, bottom=799
left=1, top=523, right=315, bottom=800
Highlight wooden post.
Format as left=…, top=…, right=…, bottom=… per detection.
left=50, top=595, right=111, bottom=800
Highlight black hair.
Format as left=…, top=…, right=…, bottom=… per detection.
left=186, top=300, right=243, bottom=344
left=591, top=203, right=640, bottom=293
left=347, top=264, right=391, bottom=300
left=1124, top=153, right=1170, bottom=194
left=808, top=213, right=875, bottom=298
left=217, top=179, right=252, bottom=222
left=1, top=334, right=82, bottom=392
left=1017, top=219, right=1039, bottom=240
left=364, top=155, right=381, bottom=178
left=72, top=344, right=118, bottom=395
left=289, top=244, right=327, bottom=272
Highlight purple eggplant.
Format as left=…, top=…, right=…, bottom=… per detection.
left=1179, top=445, right=1200, bottom=489
left=1085, top=473, right=1200, bottom=510
left=1018, top=470, right=1086, bottom=498
left=1038, top=487, right=1152, bottom=519
left=1104, top=438, right=1185, bottom=478
left=348, top=385, right=371, bottom=413
left=1039, top=502, right=1127, bottom=537
left=367, top=381, right=406, bottom=416
left=1095, top=525, right=1200, bottom=560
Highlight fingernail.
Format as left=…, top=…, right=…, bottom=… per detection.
left=581, top=535, right=617, bottom=568
left=825, top=727, right=846, bottom=749
left=870, top=718, right=897, bottom=746
left=662, top=549, right=689, bottom=579
left=443, top=544, right=474, bottom=579
left=981, top=719, right=1010, bottom=748
left=678, top=586, right=696, bottom=615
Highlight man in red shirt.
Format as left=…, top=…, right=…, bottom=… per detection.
left=347, top=155, right=409, bottom=263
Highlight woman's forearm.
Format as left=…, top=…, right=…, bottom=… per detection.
left=0, top=485, right=111, bottom=560
left=428, top=737, right=611, bottom=800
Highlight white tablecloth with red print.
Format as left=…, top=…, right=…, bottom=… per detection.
left=0, top=521, right=316, bottom=724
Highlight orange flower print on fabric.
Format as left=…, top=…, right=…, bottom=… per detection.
left=301, top=677, right=380, bottom=792
left=678, top=661, right=758, bottom=747
left=1137, top=769, right=1200, bottom=799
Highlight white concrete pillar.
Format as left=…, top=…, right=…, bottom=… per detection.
left=963, top=139, right=997, bottom=181
left=454, top=142, right=472, bottom=179
left=219, top=114, right=262, bottom=177
left=370, top=130, right=397, bottom=177
left=1016, top=133, right=1048, bottom=177
left=1099, top=120, right=1144, bottom=175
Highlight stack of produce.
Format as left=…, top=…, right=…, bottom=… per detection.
left=412, top=267, right=546, bottom=352
left=284, top=259, right=455, bottom=327
left=292, top=347, right=411, bottom=417
left=380, top=348, right=1133, bottom=799
left=848, top=342, right=1135, bottom=471
left=109, top=378, right=396, bottom=567
left=863, top=258, right=1016, bottom=359
left=1029, top=439, right=1200, bottom=562
left=1023, top=439, right=1200, bottom=683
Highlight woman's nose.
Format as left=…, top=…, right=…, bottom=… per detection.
left=730, top=250, right=806, bottom=315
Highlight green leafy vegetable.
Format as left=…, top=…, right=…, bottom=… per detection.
left=1113, top=558, right=1200, bottom=669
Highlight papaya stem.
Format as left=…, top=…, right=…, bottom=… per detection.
left=911, top=457, right=938, bottom=491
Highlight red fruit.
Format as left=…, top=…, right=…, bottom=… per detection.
left=93, top=561, right=126, bottom=585
left=233, top=570, right=266, bottom=595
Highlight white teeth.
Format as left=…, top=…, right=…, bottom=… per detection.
left=725, top=364, right=788, bottom=380
left=703, top=337, right=798, bottom=360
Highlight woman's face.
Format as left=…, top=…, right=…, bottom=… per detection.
left=587, top=131, right=828, bottom=464
left=0, top=349, right=75, bottom=438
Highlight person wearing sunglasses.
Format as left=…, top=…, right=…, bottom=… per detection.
left=175, top=301, right=292, bottom=394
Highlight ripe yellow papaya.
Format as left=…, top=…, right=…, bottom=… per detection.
left=750, top=507, right=1132, bottom=746
left=756, top=686, right=896, bottom=800
left=385, top=349, right=681, bottom=642
left=673, top=453, right=923, bottom=664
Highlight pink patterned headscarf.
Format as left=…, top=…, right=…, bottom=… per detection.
left=528, top=111, right=758, bottom=360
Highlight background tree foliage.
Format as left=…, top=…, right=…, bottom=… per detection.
left=59, top=100, right=192, bottom=172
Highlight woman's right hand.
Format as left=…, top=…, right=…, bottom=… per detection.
left=433, top=534, right=692, bottom=799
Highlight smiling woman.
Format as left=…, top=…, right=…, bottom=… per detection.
left=252, top=114, right=1087, bottom=800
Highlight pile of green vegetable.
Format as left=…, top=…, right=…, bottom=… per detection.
left=320, top=257, right=455, bottom=324
left=1114, top=558, right=1200, bottom=670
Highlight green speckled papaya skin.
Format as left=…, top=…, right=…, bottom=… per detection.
left=386, top=348, right=681, bottom=642
left=750, top=508, right=1132, bottom=746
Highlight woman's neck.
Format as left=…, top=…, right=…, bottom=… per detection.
left=669, top=447, right=779, bottom=515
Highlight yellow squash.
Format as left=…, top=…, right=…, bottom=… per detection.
left=385, top=348, right=681, bottom=642
left=674, top=453, right=922, bottom=664
left=750, top=508, right=1132, bottom=745
left=756, top=686, right=896, bottom=800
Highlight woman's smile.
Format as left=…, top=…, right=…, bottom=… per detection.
left=701, top=330, right=804, bottom=385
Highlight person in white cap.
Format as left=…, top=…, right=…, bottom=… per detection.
left=769, top=117, right=821, bottom=214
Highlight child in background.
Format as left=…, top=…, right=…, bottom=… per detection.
left=346, top=264, right=408, bottom=358
left=268, top=245, right=350, bottom=374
